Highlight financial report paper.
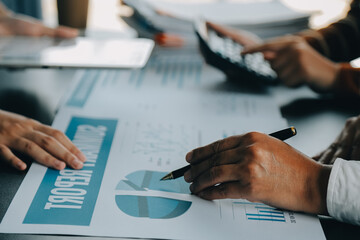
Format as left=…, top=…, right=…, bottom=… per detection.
left=61, top=47, right=284, bottom=124
left=0, top=111, right=325, bottom=239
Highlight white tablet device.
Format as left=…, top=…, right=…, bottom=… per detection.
left=0, top=37, right=154, bottom=69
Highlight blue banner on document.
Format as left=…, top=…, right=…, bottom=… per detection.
left=66, top=70, right=100, bottom=108
left=23, top=117, right=117, bottom=226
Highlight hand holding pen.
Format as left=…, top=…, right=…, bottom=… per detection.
left=161, top=127, right=296, bottom=180
left=161, top=127, right=331, bottom=215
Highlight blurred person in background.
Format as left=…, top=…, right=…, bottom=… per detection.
left=0, top=1, right=85, bottom=171
left=208, top=0, right=360, bottom=97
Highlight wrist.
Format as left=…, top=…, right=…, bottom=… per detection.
left=325, top=63, right=341, bottom=91
left=304, top=163, right=332, bottom=215
left=308, top=62, right=341, bottom=93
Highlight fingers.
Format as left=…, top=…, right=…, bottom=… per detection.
left=20, top=15, right=78, bottom=38
left=189, top=164, right=244, bottom=194
left=9, top=138, right=66, bottom=170
left=0, top=111, right=86, bottom=171
left=206, top=21, right=261, bottom=46
left=268, top=50, right=301, bottom=87
left=186, top=135, right=244, bottom=164
left=332, top=129, right=355, bottom=161
left=263, top=51, right=276, bottom=60
left=242, top=40, right=286, bottom=55
left=0, top=144, right=27, bottom=170
left=197, top=182, right=249, bottom=200
left=24, top=131, right=84, bottom=169
left=318, top=140, right=353, bottom=165
left=35, top=25, right=56, bottom=37
left=207, top=22, right=237, bottom=39
left=312, top=150, right=325, bottom=161
left=184, top=147, right=243, bottom=182
left=318, top=142, right=340, bottom=164
left=269, top=50, right=289, bottom=70
left=13, top=16, right=78, bottom=38
left=34, top=124, right=86, bottom=162
left=242, top=36, right=301, bottom=55
left=53, top=26, right=79, bottom=38
left=318, top=118, right=357, bottom=164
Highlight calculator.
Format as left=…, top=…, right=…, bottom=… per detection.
left=194, top=20, right=278, bottom=85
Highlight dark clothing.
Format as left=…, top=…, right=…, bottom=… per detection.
left=300, top=0, right=360, bottom=96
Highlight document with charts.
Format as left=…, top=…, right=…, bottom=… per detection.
left=0, top=110, right=325, bottom=239
left=0, top=47, right=325, bottom=239
left=60, top=47, right=284, bottom=124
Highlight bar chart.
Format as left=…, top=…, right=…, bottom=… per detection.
left=232, top=201, right=287, bottom=223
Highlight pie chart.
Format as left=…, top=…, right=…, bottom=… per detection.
left=115, top=170, right=192, bottom=219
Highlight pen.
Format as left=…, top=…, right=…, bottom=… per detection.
left=160, top=126, right=297, bottom=181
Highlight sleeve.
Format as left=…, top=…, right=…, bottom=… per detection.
left=330, top=63, right=360, bottom=96
left=299, top=0, right=360, bottom=62
left=297, top=0, right=360, bottom=97
left=327, top=158, right=360, bottom=225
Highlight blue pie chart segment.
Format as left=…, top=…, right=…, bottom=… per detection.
left=115, top=170, right=192, bottom=219
left=115, top=195, right=191, bottom=219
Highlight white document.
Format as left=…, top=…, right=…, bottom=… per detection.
left=0, top=110, right=325, bottom=239
left=61, top=47, right=284, bottom=124
left=131, top=0, right=310, bottom=38
left=144, top=0, right=310, bottom=26
left=0, top=37, right=154, bottom=69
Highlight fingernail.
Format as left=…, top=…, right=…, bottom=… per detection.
left=77, top=152, right=87, bottom=162
left=184, top=171, right=192, bottom=182
left=186, top=151, right=193, bottom=162
left=17, top=162, right=26, bottom=170
left=55, top=161, right=66, bottom=170
left=73, top=159, right=83, bottom=169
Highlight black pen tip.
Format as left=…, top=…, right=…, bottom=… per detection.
left=160, top=173, right=173, bottom=181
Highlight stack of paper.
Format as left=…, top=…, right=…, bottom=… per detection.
left=122, top=0, right=311, bottom=40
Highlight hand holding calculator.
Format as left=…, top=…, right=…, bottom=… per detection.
left=195, top=20, right=278, bottom=85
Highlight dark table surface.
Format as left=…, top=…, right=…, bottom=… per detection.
left=0, top=67, right=359, bottom=239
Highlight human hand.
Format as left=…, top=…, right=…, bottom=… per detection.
left=314, top=115, right=360, bottom=164
left=206, top=22, right=262, bottom=47
left=242, top=36, right=340, bottom=91
left=184, top=132, right=331, bottom=214
left=0, top=110, right=86, bottom=171
left=0, top=14, right=78, bottom=38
